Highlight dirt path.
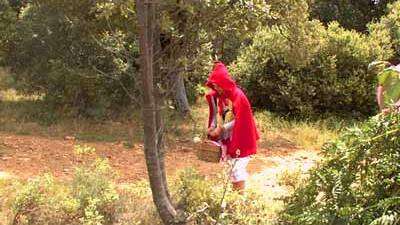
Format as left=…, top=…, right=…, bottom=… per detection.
left=248, top=149, right=318, bottom=197
left=0, top=132, right=319, bottom=186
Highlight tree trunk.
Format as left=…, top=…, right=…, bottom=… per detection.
left=135, top=1, right=179, bottom=224
left=154, top=21, right=171, bottom=201
left=172, top=72, right=190, bottom=115
left=155, top=88, right=172, bottom=201
left=170, top=0, right=191, bottom=116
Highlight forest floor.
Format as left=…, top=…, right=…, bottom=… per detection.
left=0, top=129, right=320, bottom=222
left=0, top=130, right=319, bottom=184
left=0, top=89, right=334, bottom=186
left=0, top=88, right=341, bottom=222
left=0, top=129, right=320, bottom=223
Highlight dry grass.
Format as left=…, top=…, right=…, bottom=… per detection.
left=1, top=67, right=343, bottom=150
left=255, top=111, right=345, bottom=151
left=0, top=68, right=143, bottom=143
left=276, top=167, right=303, bottom=189
left=168, top=102, right=343, bottom=151
left=0, top=91, right=142, bottom=144
left=0, top=87, right=342, bottom=150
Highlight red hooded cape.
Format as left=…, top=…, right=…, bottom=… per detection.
left=205, top=62, right=259, bottom=158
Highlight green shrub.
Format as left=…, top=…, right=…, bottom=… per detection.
left=310, top=0, right=396, bottom=32
left=184, top=42, right=213, bottom=103
left=233, top=8, right=393, bottom=116
left=116, top=180, right=161, bottom=225
left=2, top=163, right=276, bottom=225
left=0, top=0, right=17, bottom=65
left=280, top=112, right=400, bottom=225
left=9, top=159, right=119, bottom=225
left=11, top=175, right=80, bottom=225
left=71, top=159, right=119, bottom=225
left=277, top=168, right=304, bottom=190
left=369, top=1, right=400, bottom=60
left=74, top=144, right=96, bottom=156
left=4, top=0, right=140, bottom=118
left=176, top=168, right=272, bottom=225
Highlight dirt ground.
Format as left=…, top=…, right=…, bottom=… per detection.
left=0, top=132, right=319, bottom=187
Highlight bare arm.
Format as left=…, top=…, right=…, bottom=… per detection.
left=223, top=120, right=235, bottom=133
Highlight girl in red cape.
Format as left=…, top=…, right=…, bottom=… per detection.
left=205, top=61, right=259, bottom=191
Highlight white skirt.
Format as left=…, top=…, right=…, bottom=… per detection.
left=228, top=156, right=250, bottom=182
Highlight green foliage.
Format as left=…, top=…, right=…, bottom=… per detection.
left=3, top=0, right=400, bottom=118
left=9, top=159, right=119, bottom=225
left=310, top=0, right=397, bottom=32
left=176, top=169, right=272, bottom=225
left=157, top=0, right=270, bottom=103
left=4, top=0, right=139, bottom=118
left=74, top=144, right=96, bottom=156
left=183, top=41, right=213, bottom=103
left=11, top=175, right=80, bottom=225
left=277, top=168, right=303, bottom=190
left=280, top=113, right=400, bottom=224
left=233, top=10, right=392, bottom=116
left=72, top=159, right=119, bottom=225
left=0, top=0, right=17, bottom=64
left=369, top=1, right=400, bottom=60
left=161, top=0, right=269, bottom=64
left=2, top=167, right=275, bottom=225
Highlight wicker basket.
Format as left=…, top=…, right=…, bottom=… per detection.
left=195, top=141, right=221, bottom=163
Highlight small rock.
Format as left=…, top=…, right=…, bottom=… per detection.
left=181, top=147, right=192, bottom=152
left=193, top=137, right=201, bottom=143
left=64, top=136, right=76, bottom=141
left=19, top=157, right=31, bottom=162
left=0, top=171, right=13, bottom=180
left=294, top=157, right=303, bottom=161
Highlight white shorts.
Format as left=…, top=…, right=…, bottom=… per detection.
left=228, top=156, right=250, bottom=182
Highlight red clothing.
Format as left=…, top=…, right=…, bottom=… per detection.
left=205, top=62, right=259, bottom=158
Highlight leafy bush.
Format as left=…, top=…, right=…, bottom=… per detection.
left=310, top=0, right=396, bottom=32
left=1, top=163, right=276, bottom=225
left=74, top=145, right=96, bottom=156
left=4, top=0, right=140, bottom=118
left=277, top=168, right=303, bottom=190
left=116, top=180, right=161, bottom=225
left=0, top=0, right=17, bottom=65
left=11, top=175, right=80, bottom=225
left=280, top=112, right=400, bottom=225
left=176, top=169, right=272, bottom=225
left=9, top=159, right=119, bottom=225
left=232, top=2, right=393, bottom=116
left=183, top=41, right=213, bottom=103
left=71, top=159, right=119, bottom=225
left=369, top=1, right=400, bottom=60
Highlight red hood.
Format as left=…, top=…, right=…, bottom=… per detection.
left=205, top=62, right=259, bottom=158
left=206, top=62, right=236, bottom=94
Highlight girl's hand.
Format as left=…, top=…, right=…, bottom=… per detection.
left=207, top=127, right=216, bottom=138
left=207, top=127, right=214, bottom=134
left=208, top=126, right=223, bottom=138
